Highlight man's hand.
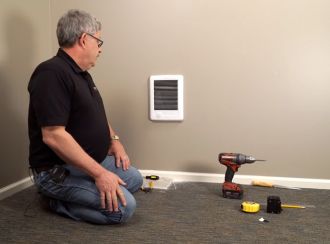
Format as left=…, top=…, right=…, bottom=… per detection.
left=41, top=126, right=127, bottom=211
left=108, top=140, right=130, bottom=170
left=94, top=170, right=127, bottom=211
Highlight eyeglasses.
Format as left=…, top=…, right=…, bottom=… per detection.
left=86, top=33, right=104, bottom=48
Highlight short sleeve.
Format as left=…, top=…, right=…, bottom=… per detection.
left=29, top=69, right=72, bottom=127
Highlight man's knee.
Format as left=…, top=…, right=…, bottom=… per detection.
left=119, top=192, right=137, bottom=223
left=126, top=167, right=143, bottom=193
left=102, top=191, right=136, bottom=224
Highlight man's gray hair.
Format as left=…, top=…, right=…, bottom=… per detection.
left=57, top=9, right=101, bottom=48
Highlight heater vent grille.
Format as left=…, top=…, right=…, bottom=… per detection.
left=149, top=75, right=184, bottom=121
left=154, top=80, right=178, bottom=110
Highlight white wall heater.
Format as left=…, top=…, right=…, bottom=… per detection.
left=149, top=75, right=184, bottom=121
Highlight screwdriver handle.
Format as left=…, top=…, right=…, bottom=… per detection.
left=251, top=180, right=274, bottom=188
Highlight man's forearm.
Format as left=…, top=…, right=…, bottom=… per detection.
left=42, top=126, right=105, bottom=178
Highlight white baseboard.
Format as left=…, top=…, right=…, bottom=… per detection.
left=0, top=177, right=34, bottom=201
left=140, top=170, right=330, bottom=190
left=1, top=171, right=329, bottom=201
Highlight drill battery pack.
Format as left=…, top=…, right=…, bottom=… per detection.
left=222, top=182, right=243, bottom=199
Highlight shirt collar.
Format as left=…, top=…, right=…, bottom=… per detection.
left=56, top=48, right=85, bottom=74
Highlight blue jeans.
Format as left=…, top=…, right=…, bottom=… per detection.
left=34, top=155, right=143, bottom=224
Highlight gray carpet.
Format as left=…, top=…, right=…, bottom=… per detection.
left=0, top=182, right=329, bottom=243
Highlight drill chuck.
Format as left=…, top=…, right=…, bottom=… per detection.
left=219, top=153, right=265, bottom=165
left=245, top=156, right=266, bottom=164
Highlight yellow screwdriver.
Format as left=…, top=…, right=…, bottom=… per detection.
left=251, top=180, right=301, bottom=190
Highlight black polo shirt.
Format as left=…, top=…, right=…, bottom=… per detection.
left=28, top=49, right=110, bottom=168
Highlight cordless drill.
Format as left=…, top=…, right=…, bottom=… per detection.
left=219, top=153, right=265, bottom=199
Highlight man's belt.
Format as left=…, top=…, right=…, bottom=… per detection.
left=31, top=165, right=54, bottom=174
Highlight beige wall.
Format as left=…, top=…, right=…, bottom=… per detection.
left=0, top=0, right=51, bottom=188
left=1, top=0, right=329, bottom=188
left=51, top=0, right=330, bottom=179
